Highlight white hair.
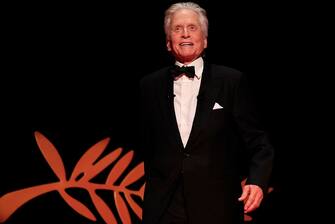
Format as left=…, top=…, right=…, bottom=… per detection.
left=164, top=2, right=208, bottom=38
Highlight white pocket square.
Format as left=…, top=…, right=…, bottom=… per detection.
left=213, top=102, right=224, bottom=110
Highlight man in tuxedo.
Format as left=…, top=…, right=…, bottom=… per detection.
left=140, top=2, right=274, bottom=224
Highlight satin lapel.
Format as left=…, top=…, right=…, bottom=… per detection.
left=185, top=64, right=222, bottom=150
left=157, top=68, right=184, bottom=150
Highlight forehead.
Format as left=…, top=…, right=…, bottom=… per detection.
left=171, top=9, right=200, bottom=26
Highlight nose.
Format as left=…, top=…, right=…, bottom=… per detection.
left=181, top=27, right=190, bottom=38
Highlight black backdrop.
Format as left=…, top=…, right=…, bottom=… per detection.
left=1, top=0, right=305, bottom=223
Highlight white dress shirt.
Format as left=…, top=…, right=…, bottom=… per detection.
left=174, top=57, right=204, bottom=147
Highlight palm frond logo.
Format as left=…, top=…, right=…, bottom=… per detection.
left=0, top=131, right=145, bottom=223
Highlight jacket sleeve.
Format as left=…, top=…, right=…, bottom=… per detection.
left=233, top=73, right=274, bottom=192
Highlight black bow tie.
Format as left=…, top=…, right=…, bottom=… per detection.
left=170, top=65, right=196, bottom=79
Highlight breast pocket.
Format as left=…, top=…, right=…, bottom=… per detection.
left=208, top=102, right=225, bottom=128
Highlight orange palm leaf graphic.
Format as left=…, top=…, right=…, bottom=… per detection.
left=69, top=137, right=124, bottom=183
left=106, top=151, right=134, bottom=185
left=34, top=131, right=67, bottom=182
left=121, top=162, right=144, bottom=187
left=0, top=131, right=145, bottom=223
left=124, top=187, right=144, bottom=219
left=59, top=189, right=97, bottom=221
left=89, top=190, right=117, bottom=223
left=120, top=162, right=145, bottom=219
left=0, top=131, right=272, bottom=223
left=114, top=192, right=131, bottom=223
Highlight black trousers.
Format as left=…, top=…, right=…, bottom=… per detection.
left=159, top=175, right=188, bottom=224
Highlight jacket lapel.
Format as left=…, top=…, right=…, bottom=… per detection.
left=185, top=64, right=222, bottom=150
left=157, top=68, right=184, bottom=150
left=156, top=64, right=222, bottom=151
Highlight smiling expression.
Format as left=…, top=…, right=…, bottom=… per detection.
left=166, top=9, right=207, bottom=65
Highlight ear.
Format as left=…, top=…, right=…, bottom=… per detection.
left=166, top=40, right=171, bottom=51
left=204, top=38, right=208, bottom=49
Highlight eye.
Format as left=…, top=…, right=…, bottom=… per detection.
left=173, top=26, right=182, bottom=32
left=188, top=25, right=197, bottom=31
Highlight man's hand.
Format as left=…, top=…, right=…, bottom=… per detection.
left=238, top=184, right=263, bottom=213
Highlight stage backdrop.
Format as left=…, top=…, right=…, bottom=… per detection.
left=1, top=1, right=292, bottom=223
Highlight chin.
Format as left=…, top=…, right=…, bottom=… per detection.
left=180, top=57, right=197, bottom=63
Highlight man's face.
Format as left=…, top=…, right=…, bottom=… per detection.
left=167, top=9, right=207, bottom=64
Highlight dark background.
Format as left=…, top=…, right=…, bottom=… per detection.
left=1, top=0, right=311, bottom=223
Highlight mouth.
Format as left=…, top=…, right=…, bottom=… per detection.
left=179, top=42, right=193, bottom=46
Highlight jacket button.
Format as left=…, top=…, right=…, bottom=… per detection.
left=183, top=153, right=190, bottom=158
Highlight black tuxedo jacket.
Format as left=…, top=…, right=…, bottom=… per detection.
left=140, top=62, right=274, bottom=224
